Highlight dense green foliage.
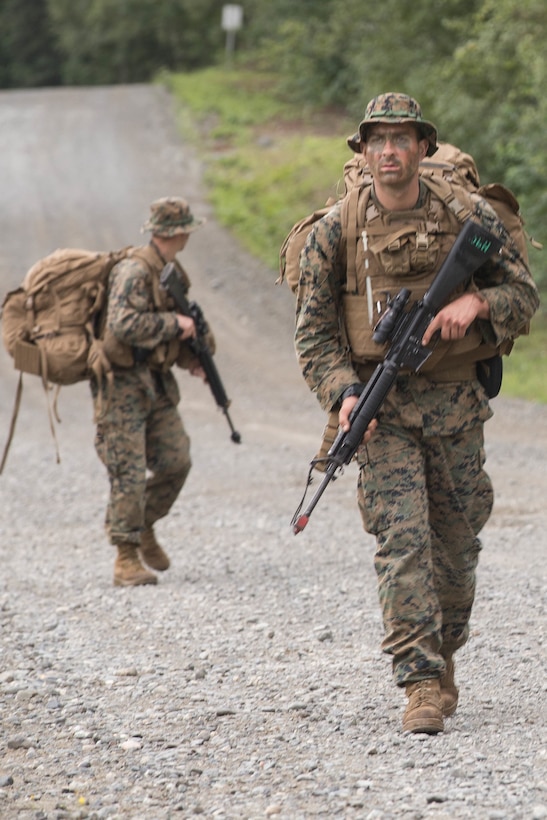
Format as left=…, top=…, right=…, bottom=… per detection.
left=0, top=0, right=228, bottom=86
left=0, top=0, right=61, bottom=87
left=47, top=0, right=228, bottom=84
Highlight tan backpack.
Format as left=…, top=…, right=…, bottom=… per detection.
left=1, top=246, right=132, bottom=472
left=278, top=201, right=337, bottom=294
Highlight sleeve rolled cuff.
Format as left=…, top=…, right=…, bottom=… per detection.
left=340, top=383, right=365, bottom=402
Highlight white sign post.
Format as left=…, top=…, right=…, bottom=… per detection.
left=221, top=5, right=243, bottom=63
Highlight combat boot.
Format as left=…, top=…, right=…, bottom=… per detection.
left=114, top=542, right=158, bottom=587
left=140, top=528, right=170, bottom=571
left=403, top=678, right=444, bottom=734
left=440, top=655, right=459, bottom=717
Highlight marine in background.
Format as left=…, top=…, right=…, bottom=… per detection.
left=91, top=196, right=210, bottom=587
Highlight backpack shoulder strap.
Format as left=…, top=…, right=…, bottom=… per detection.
left=420, top=174, right=474, bottom=223
left=126, top=244, right=158, bottom=270
left=123, top=244, right=169, bottom=309
left=340, top=183, right=372, bottom=292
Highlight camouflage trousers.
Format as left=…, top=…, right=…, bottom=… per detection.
left=357, top=421, right=493, bottom=687
left=94, top=372, right=191, bottom=546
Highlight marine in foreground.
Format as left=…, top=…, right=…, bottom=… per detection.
left=294, top=93, right=539, bottom=733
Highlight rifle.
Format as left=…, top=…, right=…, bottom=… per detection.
left=160, top=262, right=241, bottom=444
left=291, top=219, right=502, bottom=534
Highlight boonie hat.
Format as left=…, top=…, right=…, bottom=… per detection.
left=347, top=92, right=438, bottom=157
left=141, top=196, right=205, bottom=237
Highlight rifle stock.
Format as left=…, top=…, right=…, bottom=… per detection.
left=291, top=219, right=502, bottom=534
left=160, top=263, right=241, bottom=444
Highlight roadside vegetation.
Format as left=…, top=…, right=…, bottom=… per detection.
left=165, top=69, right=354, bottom=270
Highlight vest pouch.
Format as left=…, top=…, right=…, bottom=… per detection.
left=476, top=354, right=503, bottom=399
left=343, top=280, right=431, bottom=363
left=367, top=228, right=441, bottom=279
left=419, top=324, right=493, bottom=377
left=375, top=236, right=411, bottom=278
left=101, top=328, right=135, bottom=369
left=35, top=331, right=90, bottom=385
left=342, top=293, right=388, bottom=362
left=147, top=338, right=181, bottom=372
left=13, top=338, right=42, bottom=376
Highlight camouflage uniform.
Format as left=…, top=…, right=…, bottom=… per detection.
left=91, top=197, right=205, bottom=549
left=295, top=98, right=539, bottom=687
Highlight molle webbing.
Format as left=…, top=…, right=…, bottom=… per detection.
left=341, top=176, right=474, bottom=296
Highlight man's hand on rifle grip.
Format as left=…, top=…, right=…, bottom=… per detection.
left=422, top=292, right=490, bottom=346
left=176, top=313, right=197, bottom=340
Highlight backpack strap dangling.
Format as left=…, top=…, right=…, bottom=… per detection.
left=0, top=372, right=24, bottom=475
left=38, top=346, right=62, bottom=464
left=0, top=362, right=62, bottom=476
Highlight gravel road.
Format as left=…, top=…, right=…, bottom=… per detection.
left=0, top=85, right=545, bottom=820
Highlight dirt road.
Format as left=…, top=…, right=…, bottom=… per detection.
left=0, top=85, right=545, bottom=819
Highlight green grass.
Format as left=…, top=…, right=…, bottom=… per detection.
left=161, top=67, right=353, bottom=268
left=161, top=66, right=546, bottom=404
left=501, top=314, right=547, bottom=402
left=205, top=134, right=351, bottom=267
left=165, top=68, right=289, bottom=133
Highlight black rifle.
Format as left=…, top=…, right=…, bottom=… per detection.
left=291, top=219, right=502, bottom=534
left=160, top=262, right=241, bottom=444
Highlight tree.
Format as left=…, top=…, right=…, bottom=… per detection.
left=0, top=0, right=61, bottom=88
left=427, top=0, right=546, bottom=277
left=47, top=0, right=227, bottom=85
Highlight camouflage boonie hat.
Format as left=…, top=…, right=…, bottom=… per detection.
left=141, top=197, right=205, bottom=237
left=347, top=92, right=438, bottom=157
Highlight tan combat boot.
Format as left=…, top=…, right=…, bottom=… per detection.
left=440, top=655, right=459, bottom=717
left=114, top=542, right=158, bottom=587
left=140, top=528, right=170, bottom=571
left=403, top=678, right=444, bottom=734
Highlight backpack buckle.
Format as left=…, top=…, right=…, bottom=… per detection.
left=415, top=232, right=429, bottom=249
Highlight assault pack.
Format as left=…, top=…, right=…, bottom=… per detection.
left=0, top=246, right=132, bottom=472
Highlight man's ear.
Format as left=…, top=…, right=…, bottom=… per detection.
left=418, top=139, right=429, bottom=160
